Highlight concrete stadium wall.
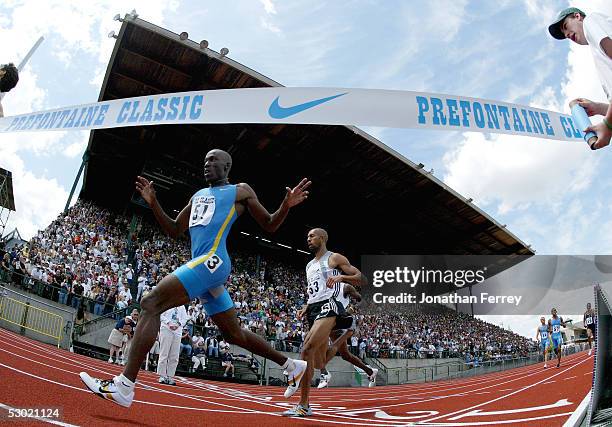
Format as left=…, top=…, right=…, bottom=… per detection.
left=77, top=318, right=118, bottom=349
left=0, top=283, right=75, bottom=349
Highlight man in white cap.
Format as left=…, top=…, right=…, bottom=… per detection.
left=548, top=7, right=612, bottom=149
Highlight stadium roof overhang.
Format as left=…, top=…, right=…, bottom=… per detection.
left=79, top=16, right=534, bottom=260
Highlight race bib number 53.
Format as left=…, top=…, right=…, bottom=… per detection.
left=190, top=196, right=215, bottom=227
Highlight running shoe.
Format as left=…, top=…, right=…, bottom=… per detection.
left=317, top=372, right=331, bottom=389
left=284, top=360, right=307, bottom=398
left=79, top=372, right=134, bottom=408
left=281, top=404, right=312, bottom=417
left=158, top=376, right=168, bottom=384
left=367, top=367, right=378, bottom=387
left=167, top=378, right=176, bottom=386
left=588, top=349, right=592, bottom=356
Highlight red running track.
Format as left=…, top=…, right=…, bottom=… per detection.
left=0, top=328, right=593, bottom=426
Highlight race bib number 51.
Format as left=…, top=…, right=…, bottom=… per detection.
left=190, top=196, right=215, bottom=227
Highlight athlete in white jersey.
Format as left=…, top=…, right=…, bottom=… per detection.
left=317, top=282, right=378, bottom=389
left=283, top=228, right=363, bottom=418
left=304, top=251, right=339, bottom=306
left=584, top=302, right=596, bottom=356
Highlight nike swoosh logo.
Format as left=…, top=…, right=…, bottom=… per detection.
left=268, top=93, right=347, bottom=119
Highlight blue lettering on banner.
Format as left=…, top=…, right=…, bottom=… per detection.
left=178, top=96, right=190, bottom=120
left=473, top=102, right=485, bottom=128
left=416, top=96, right=429, bottom=124
left=80, top=106, right=99, bottom=127
left=93, top=105, right=109, bottom=126
left=529, top=110, right=544, bottom=134
left=520, top=109, right=532, bottom=133
left=154, top=98, right=168, bottom=121
left=567, top=117, right=582, bottom=138
left=459, top=101, right=471, bottom=126
left=414, top=96, right=570, bottom=138
left=117, top=102, right=131, bottom=124
left=128, top=101, right=141, bottom=123
left=190, top=95, right=203, bottom=119
left=446, top=99, right=460, bottom=126
left=560, top=117, right=573, bottom=137
left=498, top=106, right=511, bottom=130
left=24, top=115, right=36, bottom=130
left=75, top=107, right=87, bottom=127
left=37, top=112, right=50, bottom=129
left=167, top=96, right=181, bottom=120
left=45, top=111, right=59, bottom=129
left=64, top=109, right=78, bottom=128
left=540, top=112, right=554, bottom=136
left=141, top=100, right=154, bottom=122
left=6, top=117, right=19, bottom=131
left=431, top=98, right=446, bottom=125
left=511, top=108, right=525, bottom=132
left=484, top=104, right=500, bottom=129
left=110, top=96, right=203, bottom=125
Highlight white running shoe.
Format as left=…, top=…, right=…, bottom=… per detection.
left=544, top=363, right=547, bottom=368
left=108, top=357, right=114, bottom=363
left=367, top=367, right=378, bottom=387
left=79, top=372, right=134, bottom=408
left=281, top=404, right=312, bottom=417
left=283, top=360, right=307, bottom=398
left=588, top=349, right=592, bottom=356
left=317, top=373, right=331, bottom=389
left=158, top=376, right=168, bottom=384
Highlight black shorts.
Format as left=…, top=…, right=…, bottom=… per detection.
left=334, top=314, right=357, bottom=332
left=587, top=323, right=596, bottom=333
left=306, top=298, right=345, bottom=329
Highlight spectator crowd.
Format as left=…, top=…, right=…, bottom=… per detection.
left=1, top=200, right=536, bottom=363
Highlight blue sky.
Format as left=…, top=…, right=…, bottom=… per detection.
left=0, top=0, right=608, bottom=253
left=0, top=0, right=609, bottom=337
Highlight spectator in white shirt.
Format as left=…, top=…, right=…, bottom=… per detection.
left=191, top=337, right=207, bottom=372
left=124, top=264, right=134, bottom=286
left=136, top=274, right=147, bottom=302
left=186, top=331, right=199, bottom=349
left=119, top=283, right=133, bottom=305
left=157, top=305, right=188, bottom=385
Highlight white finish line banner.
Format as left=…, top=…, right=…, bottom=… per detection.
left=0, top=87, right=587, bottom=143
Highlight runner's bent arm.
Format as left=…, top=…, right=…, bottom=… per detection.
left=327, top=253, right=362, bottom=287
left=135, top=176, right=190, bottom=238
left=238, top=178, right=310, bottom=233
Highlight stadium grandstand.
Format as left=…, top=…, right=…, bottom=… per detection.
left=0, top=16, right=539, bottom=381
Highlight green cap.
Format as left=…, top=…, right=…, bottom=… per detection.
left=548, top=7, right=586, bottom=40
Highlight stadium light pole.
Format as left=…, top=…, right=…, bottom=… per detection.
left=0, top=36, right=44, bottom=101
left=64, top=151, right=89, bottom=214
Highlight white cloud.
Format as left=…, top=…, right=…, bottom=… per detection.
left=260, top=16, right=282, bottom=35
left=441, top=0, right=609, bottom=253
left=0, top=147, right=68, bottom=240
left=442, top=133, right=598, bottom=215
left=259, top=0, right=277, bottom=15
left=0, top=0, right=179, bottom=241
left=62, top=139, right=87, bottom=158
